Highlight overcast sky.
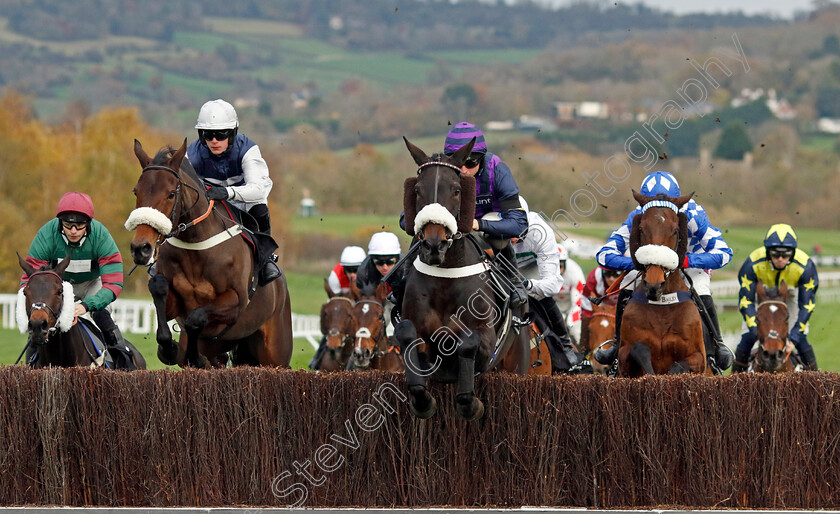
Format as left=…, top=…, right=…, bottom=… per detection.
left=542, top=0, right=816, bottom=19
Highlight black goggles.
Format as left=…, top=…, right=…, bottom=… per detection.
left=201, top=129, right=232, bottom=141
left=61, top=221, right=88, bottom=231
left=343, top=266, right=359, bottom=274
left=768, top=248, right=793, bottom=259
left=603, top=270, right=621, bottom=278
left=463, top=154, right=484, bottom=169
left=372, top=256, right=398, bottom=266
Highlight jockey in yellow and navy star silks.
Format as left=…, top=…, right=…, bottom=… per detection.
left=734, top=224, right=819, bottom=370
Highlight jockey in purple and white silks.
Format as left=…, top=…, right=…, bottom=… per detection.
left=594, top=170, right=734, bottom=371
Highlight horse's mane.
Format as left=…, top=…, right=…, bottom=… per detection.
left=152, top=146, right=205, bottom=188
left=358, top=282, right=379, bottom=299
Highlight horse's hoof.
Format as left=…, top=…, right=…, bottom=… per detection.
left=457, top=396, right=485, bottom=422
left=157, top=343, right=180, bottom=366
left=409, top=395, right=437, bottom=419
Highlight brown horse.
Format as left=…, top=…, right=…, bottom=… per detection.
left=586, top=303, right=617, bottom=375
left=347, top=282, right=403, bottom=372
left=752, top=281, right=796, bottom=373
left=619, top=191, right=705, bottom=377
left=394, top=137, right=530, bottom=420
left=526, top=322, right=553, bottom=376
left=126, top=140, right=292, bottom=368
left=318, top=295, right=356, bottom=372
left=17, top=255, right=146, bottom=370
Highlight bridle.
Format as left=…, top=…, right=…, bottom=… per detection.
left=756, top=299, right=791, bottom=362
left=23, top=270, right=63, bottom=340
left=323, top=297, right=355, bottom=363
left=415, top=160, right=466, bottom=248
left=141, top=165, right=205, bottom=239
left=353, top=299, right=394, bottom=362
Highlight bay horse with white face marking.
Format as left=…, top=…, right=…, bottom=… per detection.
left=752, top=281, right=796, bottom=373
left=126, top=140, right=292, bottom=368
left=619, top=191, right=706, bottom=377
left=393, top=137, right=529, bottom=421
left=347, top=282, right=403, bottom=372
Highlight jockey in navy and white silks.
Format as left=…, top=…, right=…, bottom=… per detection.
left=186, top=100, right=273, bottom=217
left=594, top=170, right=734, bottom=370
left=187, top=99, right=281, bottom=284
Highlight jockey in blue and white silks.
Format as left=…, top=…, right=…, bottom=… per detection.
left=594, top=170, right=734, bottom=371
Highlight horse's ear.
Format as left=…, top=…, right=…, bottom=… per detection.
left=756, top=281, right=767, bottom=303
left=17, top=252, right=36, bottom=277
left=458, top=175, right=476, bottom=233
left=404, top=137, right=429, bottom=166
left=375, top=282, right=388, bottom=304
left=779, top=280, right=788, bottom=299
left=170, top=138, right=188, bottom=169
left=449, top=137, right=476, bottom=168
left=349, top=279, right=361, bottom=302
left=632, top=189, right=653, bottom=207
left=134, top=139, right=152, bottom=168
left=676, top=212, right=688, bottom=265
left=324, top=278, right=335, bottom=299
left=403, top=177, right=418, bottom=237
left=628, top=214, right=643, bottom=270
left=54, top=249, right=73, bottom=277
left=673, top=193, right=694, bottom=209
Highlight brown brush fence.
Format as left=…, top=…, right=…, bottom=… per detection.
left=0, top=366, right=838, bottom=508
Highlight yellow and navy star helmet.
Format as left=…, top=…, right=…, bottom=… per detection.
left=764, top=223, right=797, bottom=250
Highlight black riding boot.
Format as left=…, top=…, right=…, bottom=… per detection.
left=249, top=204, right=282, bottom=284
left=799, top=346, right=818, bottom=371
left=593, top=288, right=631, bottom=364
left=536, top=297, right=581, bottom=370
left=700, top=295, right=733, bottom=370
left=309, top=336, right=327, bottom=370
left=91, top=309, right=121, bottom=348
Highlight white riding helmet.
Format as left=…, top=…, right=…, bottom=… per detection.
left=557, top=244, right=568, bottom=262
left=195, top=99, right=239, bottom=130
left=339, top=246, right=366, bottom=267
left=368, top=232, right=401, bottom=256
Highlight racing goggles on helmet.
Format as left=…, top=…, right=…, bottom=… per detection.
left=463, top=153, right=484, bottom=169
left=372, top=255, right=399, bottom=266
left=200, top=129, right=233, bottom=142
left=768, top=247, right=794, bottom=259
left=343, top=265, right=360, bottom=274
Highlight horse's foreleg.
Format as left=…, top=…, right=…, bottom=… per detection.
left=627, top=343, right=656, bottom=376
left=183, top=308, right=209, bottom=368
left=149, top=274, right=181, bottom=365
left=455, top=331, right=484, bottom=421
left=669, top=351, right=706, bottom=374
left=395, top=320, right=437, bottom=419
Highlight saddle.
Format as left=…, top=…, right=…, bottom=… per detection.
left=215, top=200, right=280, bottom=292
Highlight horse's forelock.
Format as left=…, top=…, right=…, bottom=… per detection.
left=152, top=146, right=177, bottom=165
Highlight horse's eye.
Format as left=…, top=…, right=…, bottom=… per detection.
left=168, top=191, right=176, bottom=199
left=453, top=187, right=461, bottom=195
left=414, top=187, right=421, bottom=196
left=132, top=188, right=137, bottom=197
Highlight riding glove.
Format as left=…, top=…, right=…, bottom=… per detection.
left=206, top=187, right=230, bottom=201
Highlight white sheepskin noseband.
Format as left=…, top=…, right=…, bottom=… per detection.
left=125, top=207, right=173, bottom=235
left=414, top=203, right=458, bottom=236
left=635, top=244, right=679, bottom=270
left=17, top=281, right=76, bottom=334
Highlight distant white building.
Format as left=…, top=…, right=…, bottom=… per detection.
left=554, top=101, right=609, bottom=121
left=731, top=88, right=796, bottom=119
left=818, top=117, right=840, bottom=134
